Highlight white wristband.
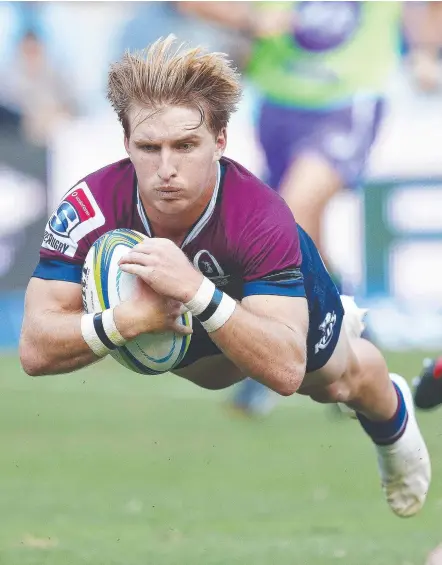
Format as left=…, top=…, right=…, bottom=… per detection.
left=185, top=277, right=216, bottom=315
left=81, top=313, right=111, bottom=358
left=185, top=276, right=236, bottom=333
left=200, top=292, right=236, bottom=333
left=102, top=308, right=127, bottom=347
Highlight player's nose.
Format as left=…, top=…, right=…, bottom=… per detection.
left=157, top=150, right=177, bottom=181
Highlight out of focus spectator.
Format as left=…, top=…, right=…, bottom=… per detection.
left=0, top=30, right=77, bottom=146
left=116, top=1, right=248, bottom=68
left=402, top=2, right=442, bottom=93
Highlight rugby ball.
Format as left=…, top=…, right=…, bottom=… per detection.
left=81, top=228, right=192, bottom=375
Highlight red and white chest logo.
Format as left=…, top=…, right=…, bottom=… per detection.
left=49, top=188, right=96, bottom=237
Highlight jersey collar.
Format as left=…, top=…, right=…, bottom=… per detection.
left=136, top=161, right=221, bottom=248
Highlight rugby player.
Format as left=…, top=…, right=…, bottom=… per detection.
left=20, top=37, right=430, bottom=518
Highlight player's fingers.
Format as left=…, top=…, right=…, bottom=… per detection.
left=171, top=321, right=193, bottom=336
left=119, top=263, right=152, bottom=279
left=178, top=303, right=189, bottom=315
left=167, top=298, right=184, bottom=316
left=132, top=241, right=152, bottom=253
left=132, top=238, right=169, bottom=251
left=119, top=251, right=154, bottom=266
left=166, top=306, right=182, bottom=320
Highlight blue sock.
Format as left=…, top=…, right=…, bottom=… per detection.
left=356, top=382, right=408, bottom=446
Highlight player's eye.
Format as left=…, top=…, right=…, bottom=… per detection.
left=141, top=145, right=159, bottom=152
left=178, top=142, right=194, bottom=151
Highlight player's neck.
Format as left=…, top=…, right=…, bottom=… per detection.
left=141, top=171, right=217, bottom=247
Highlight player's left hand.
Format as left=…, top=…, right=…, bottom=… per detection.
left=118, top=238, right=204, bottom=303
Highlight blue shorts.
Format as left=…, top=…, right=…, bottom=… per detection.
left=297, top=225, right=344, bottom=372
left=178, top=225, right=344, bottom=374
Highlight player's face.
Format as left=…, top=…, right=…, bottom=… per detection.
left=124, top=104, right=226, bottom=215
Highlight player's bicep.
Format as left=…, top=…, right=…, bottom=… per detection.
left=241, top=294, right=309, bottom=337
left=24, top=277, right=83, bottom=322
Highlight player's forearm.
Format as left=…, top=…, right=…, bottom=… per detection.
left=19, top=304, right=141, bottom=376
left=208, top=305, right=306, bottom=396
left=19, top=310, right=100, bottom=375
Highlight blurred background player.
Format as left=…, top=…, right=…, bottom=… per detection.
left=0, top=29, right=78, bottom=146
left=414, top=357, right=442, bottom=410
left=180, top=0, right=402, bottom=416
left=403, top=1, right=442, bottom=94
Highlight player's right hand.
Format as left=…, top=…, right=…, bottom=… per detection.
left=114, top=276, right=192, bottom=338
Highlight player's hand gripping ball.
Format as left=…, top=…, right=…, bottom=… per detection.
left=82, top=229, right=192, bottom=375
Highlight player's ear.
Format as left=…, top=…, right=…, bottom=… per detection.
left=124, top=135, right=131, bottom=158
left=213, top=128, right=227, bottom=161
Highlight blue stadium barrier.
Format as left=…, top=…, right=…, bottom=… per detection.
left=0, top=291, right=25, bottom=350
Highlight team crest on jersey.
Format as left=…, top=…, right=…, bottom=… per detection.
left=314, top=311, right=337, bottom=354
left=193, top=250, right=230, bottom=287
left=43, top=182, right=105, bottom=257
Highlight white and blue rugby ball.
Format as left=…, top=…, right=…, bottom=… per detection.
left=82, top=228, right=192, bottom=375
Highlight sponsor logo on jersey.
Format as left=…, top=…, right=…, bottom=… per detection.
left=193, top=250, right=230, bottom=287
left=49, top=188, right=96, bottom=237
left=42, top=182, right=105, bottom=257
left=315, top=311, right=337, bottom=354
left=43, top=231, right=70, bottom=254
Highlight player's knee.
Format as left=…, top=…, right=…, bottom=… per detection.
left=350, top=337, right=388, bottom=378
left=307, top=347, right=360, bottom=405
left=308, top=380, right=351, bottom=404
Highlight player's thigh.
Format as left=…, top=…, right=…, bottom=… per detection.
left=174, top=354, right=245, bottom=390
left=281, top=97, right=384, bottom=213
left=280, top=153, right=343, bottom=220
left=298, top=326, right=357, bottom=396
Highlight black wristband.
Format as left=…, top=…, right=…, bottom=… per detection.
left=93, top=313, right=116, bottom=350
left=196, top=288, right=224, bottom=322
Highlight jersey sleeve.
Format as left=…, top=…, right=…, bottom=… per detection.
left=33, top=181, right=106, bottom=284
left=236, top=196, right=305, bottom=298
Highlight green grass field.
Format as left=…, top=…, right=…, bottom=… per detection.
left=0, top=350, right=441, bottom=565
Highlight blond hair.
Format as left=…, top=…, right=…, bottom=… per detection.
left=107, top=35, right=242, bottom=137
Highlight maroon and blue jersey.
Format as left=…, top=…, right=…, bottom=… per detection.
left=33, top=156, right=343, bottom=372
